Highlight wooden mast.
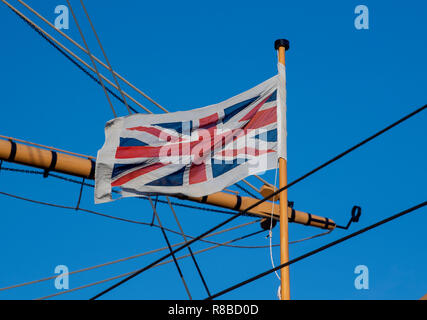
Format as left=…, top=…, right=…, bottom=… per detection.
left=0, top=137, right=336, bottom=230
left=275, top=38, right=291, bottom=300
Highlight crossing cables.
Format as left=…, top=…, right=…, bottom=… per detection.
left=147, top=196, right=193, bottom=299
left=1, top=0, right=140, bottom=114
left=206, top=201, right=427, bottom=299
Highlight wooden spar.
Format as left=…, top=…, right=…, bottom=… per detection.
left=0, top=137, right=336, bottom=230
left=181, top=192, right=335, bottom=229
left=0, top=138, right=94, bottom=178
left=275, top=39, right=291, bottom=300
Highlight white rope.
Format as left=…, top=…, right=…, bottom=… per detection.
left=268, top=160, right=281, bottom=281
left=267, top=159, right=333, bottom=284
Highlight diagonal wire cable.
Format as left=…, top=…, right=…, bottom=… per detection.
left=235, top=182, right=260, bottom=199
left=0, top=165, right=254, bottom=217
left=90, top=103, right=427, bottom=300
left=206, top=201, right=427, bottom=299
left=0, top=189, right=269, bottom=249
left=35, top=229, right=265, bottom=300
left=1, top=0, right=144, bottom=113
left=75, top=177, right=85, bottom=210
left=65, top=0, right=117, bottom=117
left=240, top=179, right=260, bottom=194
left=147, top=196, right=192, bottom=299
left=0, top=218, right=261, bottom=293
left=78, top=0, right=131, bottom=115
left=15, top=0, right=167, bottom=112
left=166, top=196, right=211, bottom=297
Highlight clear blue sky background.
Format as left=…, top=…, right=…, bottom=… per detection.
left=0, top=0, right=426, bottom=300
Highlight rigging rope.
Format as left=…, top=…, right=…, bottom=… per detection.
left=35, top=229, right=265, bottom=300
left=240, top=179, right=261, bottom=195
left=2, top=0, right=140, bottom=113
left=79, top=0, right=132, bottom=115
left=235, top=182, right=260, bottom=199
left=14, top=0, right=162, bottom=112
left=0, top=166, right=258, bottom=218
left=65, top=0, right=118, bottom=117
left=166, top=196, right=211, bottom=297
left=148, top=196, right=193, bottom=299
left=0, top=189, right=271, bottom=249
left=0, top=219, right=261, bottom=293
left=75, top=177, right=85, bottom=210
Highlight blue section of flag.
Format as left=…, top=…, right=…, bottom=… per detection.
left=211, top=158, right=249, bottom=179
left=266, top=90, right=277, bottom=103
left=111, top=163, right=141, bottom=178
left=146, top=166, right=186, bottom=186
left=222, top=96, right=258, bottom=123
left=156, top=121, right=183, bottom=134
left=254, top=129, right=277, bottom=142
left=112, top=162, right=147, bottom=179
left=120, top=137, right=148, bottom=147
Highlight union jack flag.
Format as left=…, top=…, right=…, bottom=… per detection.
left=95, top=64, right=286, bottom=203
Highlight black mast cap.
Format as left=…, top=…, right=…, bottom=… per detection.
left=274, top=39, right=290, bottom=51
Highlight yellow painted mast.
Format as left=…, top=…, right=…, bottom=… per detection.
left=275, top=39, right=291, bottom=300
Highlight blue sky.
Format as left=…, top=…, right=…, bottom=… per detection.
left=0, top=0, right=426, bottom=300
